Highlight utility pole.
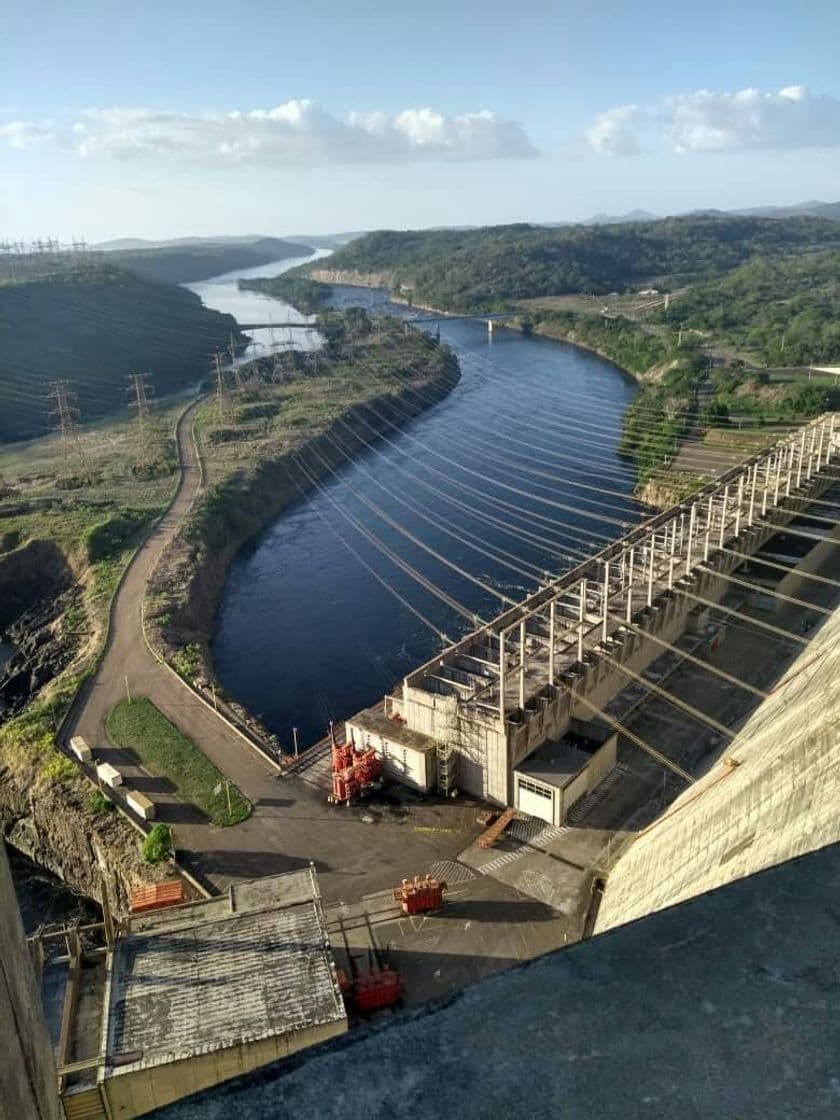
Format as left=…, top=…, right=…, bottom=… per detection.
left=128, top=373, right=153, bottom=472
left=214, top=353, right=231, bottom=422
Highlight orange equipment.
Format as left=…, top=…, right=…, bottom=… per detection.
left=477, top=807, right=517, bottom=849
left=393, top=875, right=447, bottom=915
left=328, top=723, right=384, bottom=805
left=129, top=880, right=184, bottom=915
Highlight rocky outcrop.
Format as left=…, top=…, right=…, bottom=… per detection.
left=309, top=267, right=396, bottom=289
left=0, top=539, right=74, bottom=630
left=0, top=589, right=83, bottom=717
left=0, top=766, right=172, bottom=910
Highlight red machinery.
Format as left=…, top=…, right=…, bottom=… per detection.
left=337, top=967, right=403, bottom=1014
left=328, top=723, right=384, bottom=805
left=393, top=875, right=448, bottom=916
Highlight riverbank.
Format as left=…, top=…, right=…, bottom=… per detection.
left=146, top=314, right=460, bottom=725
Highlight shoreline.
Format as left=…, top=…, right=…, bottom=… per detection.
left=150, top=349, right=461, bottom=749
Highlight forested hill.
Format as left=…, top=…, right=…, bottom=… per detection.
left=107, top=236, right=313, bottom=285
left=0, top=264, right=241, bottom=442
left=654, top=249, right=840, bottom=367
left=315, top=216, right=840, bottom=312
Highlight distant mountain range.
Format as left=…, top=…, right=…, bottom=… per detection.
left=95, top=201, right=840, bottom=261
left=96, top=232, right=358, bottom=252
left=575, top=200, right=840, bottom=226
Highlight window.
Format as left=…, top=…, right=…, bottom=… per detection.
left=517, top=777, right=552, bottom=799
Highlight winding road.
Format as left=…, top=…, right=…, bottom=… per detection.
left=64, top=396, right=480, bottom=897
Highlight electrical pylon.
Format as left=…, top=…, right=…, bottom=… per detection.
left=214, top=353, right=231, bottom=422
left=128, top=373, right=154, bottom=471
left=49, top=380, right=90, bottom=482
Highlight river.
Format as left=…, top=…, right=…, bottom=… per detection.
left=190, top=254, right=642, bottom=752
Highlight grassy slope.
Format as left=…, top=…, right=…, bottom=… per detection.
left=106, top=698, right=250, bottom=826
left=0, top=262, right=240, bottom=441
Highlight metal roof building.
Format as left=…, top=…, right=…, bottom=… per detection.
left=56, top=868, right=347, bottom=1120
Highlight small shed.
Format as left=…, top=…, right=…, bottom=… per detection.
left=345, top=708, right=438, bottom=792
left=513, top=731, right=617, bottom=826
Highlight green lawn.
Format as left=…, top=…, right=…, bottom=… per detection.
left=106, top=697, right=251, bottom=826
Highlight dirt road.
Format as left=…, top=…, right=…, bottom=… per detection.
left=64, top=397, right=481, bottom=898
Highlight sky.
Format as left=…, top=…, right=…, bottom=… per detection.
left=1, top=0, right=839, bottom=241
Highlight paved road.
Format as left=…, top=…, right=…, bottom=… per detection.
left=66, top=398, right=482, bottom=898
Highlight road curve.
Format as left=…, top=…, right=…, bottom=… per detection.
left=65, top=397, right=474, bottom=898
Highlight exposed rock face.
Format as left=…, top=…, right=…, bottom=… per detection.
left=309, top=267, right=396, bottom=289
left=0, top=589, right=82, bottom=717
left=0, top=767, right=172, bottom=910
left=0, top=539, right=73, bottom=630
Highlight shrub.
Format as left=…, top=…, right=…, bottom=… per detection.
left=88, top=789, right=115, bottom=815
left=142, top=823, right=173, bottom=864
left=83, top=506, right=156, bottom=563
left=40, top=753, right=76, bottom=783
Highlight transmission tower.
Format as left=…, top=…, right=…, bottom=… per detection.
left=128, top=373, right=154, bottom=471
left=214, top=353, right=231, bottom=422
left=49, top=380, right=90, bottom=482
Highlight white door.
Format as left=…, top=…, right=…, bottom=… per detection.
left=516, top=780, right=554, bottom=824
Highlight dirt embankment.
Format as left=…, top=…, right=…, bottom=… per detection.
left=152, top=359, right=460, bottom=667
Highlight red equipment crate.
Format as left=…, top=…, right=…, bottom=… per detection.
left=354, top=968, right=403, bottom=1013
left=393, top=875, right=447, bottom=915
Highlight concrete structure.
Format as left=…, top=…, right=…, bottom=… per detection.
left=96, top=762, right=122, bottom=789
left=385, top=414, right=838, bottom=807
left=0, top=840, right=61, bottom=1120
left=50, top=867, right=347, bottom=1120
left=124, top=790, right=155, bottom=821
left=345, top=707, right=437, bottom=792
left=148, top=842, right=840, bottom=1120
left=595, top=598, right=840, bottom=933
left=69, top=735, right=92, bottom=763
left=513, top=729, right=617, bottom=825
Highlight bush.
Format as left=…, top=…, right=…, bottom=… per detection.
left=40, top=753, right=76, bottom=783
left=143, top=823, right=173, bottom=864
left=83, top=506, right=156, bottom=563
left=88, top=789, right=115, bottom=815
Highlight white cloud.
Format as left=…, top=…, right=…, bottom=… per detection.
left=584, top=105, right=640, bottom=156
left=0, top=120, right=55, bottom=148
left=0, top=99, right=538, bottom=166
left=586, top=85, right=840, bottom=156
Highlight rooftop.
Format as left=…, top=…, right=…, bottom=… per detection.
left=515, top=736, right=594, bottom=790
left=105, top=867, right=345, bottom=1076
left=149, top=843, right=840, bottom=1120
left=346, top=707, right=438, bottom=753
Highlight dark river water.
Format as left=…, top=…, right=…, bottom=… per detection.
left=198, top=257, right=642, bottom=752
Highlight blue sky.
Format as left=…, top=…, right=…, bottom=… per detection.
left=2, top=0, right=839, bottom=240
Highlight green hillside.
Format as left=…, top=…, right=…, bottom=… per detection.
left=655, top=249, right=840, bottom=366
left=315, top=215, right=840, bottom=312
left=107, top=236, right=313, bottom=285
left=0, top=263, right=241, bottom=442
